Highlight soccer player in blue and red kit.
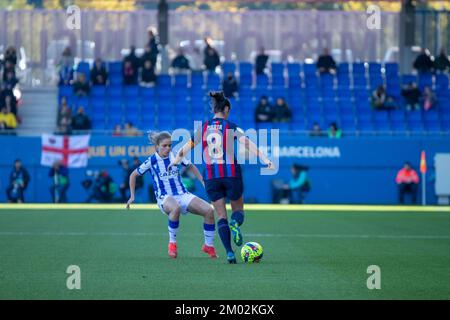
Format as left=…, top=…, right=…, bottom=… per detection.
left=170, top=91, right=274, bottom=263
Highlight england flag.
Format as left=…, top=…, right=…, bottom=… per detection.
left=41, top=134, right=90, bottom=168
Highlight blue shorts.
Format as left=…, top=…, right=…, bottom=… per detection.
left=205, top=177, right=244, bottom=202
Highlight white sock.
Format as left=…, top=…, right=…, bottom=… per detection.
left=168, top=220, right=179, bottom=243
left=203, top=223, right=215, bottom=246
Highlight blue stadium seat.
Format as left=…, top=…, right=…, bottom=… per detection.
left=109, top=75, right=123, bottom=86
left=368, top=63, right=381, bottom=75
left=401, top=74, right=417, bottom=85
left=90, top=99, right=106, bottom=113
left=157, top=75, right=172, bottom=87
left=384, top=63, right=399, bottom=75
left=239, top=62, right=253, bottom=77
left=141, top=101, right=156, bottom=117
left=256, top=74, right=269, bottom=88
left=390, top=110, right=405, bottom=122
left=369, top=75, right=383, bottom=90
left=75, top=96, right=89, bottom=108
left=303, top=63, right=316, bottom=76
left=123, top=85, right=139, bottom=98
left=353, top=74, right=367, bottom=87
left=139, top=86, right=156, bottom=99
left=222, top=62, right=236, bottom=75
left=356, top=119, right=374, bottom=132
left=108, top=62, right=122, bottom=75
left=240, top=75, right=253, bottom=87
left=340, top=118, right=356, bottom=131
left=271, top=63, right=285, bottom=76
left=124, top=99, right=139, bottom=113
left=418, top=73, right=433, bottom=91
left=406, top=111, right=423, bottom=131
left=174, top=74, right=188, bottom=88
left=59, top=85, right=73, bottom=98
left=287, top=63, right=301, bottom=77
left=91, top=86, right=106, bottom=98
left=436, top=74, right=449, bottom=93
left=391, top=120, right=407, bottom=132
left=107, top=85, right=122, bottom=98
left=206, top=73, right=221, bottom=90
left=76, top=62, right=90, bottom=79
left=352, top=63, right=366, bottom=75
left=191, top=73, right=204, bottom=88
left=288, top=75, right=301, bottom=88
left=272, top=75, right=285, bottom=87
left=319, top=73, right=334, bottom=89
left=337, top=63, right=349, bottom=75
left=337, top=74, right=350, bottom=88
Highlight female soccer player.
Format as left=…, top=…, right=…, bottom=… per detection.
left=170, top=91, right=274, bottom=263
left=126, top=131, right=217, bottom=260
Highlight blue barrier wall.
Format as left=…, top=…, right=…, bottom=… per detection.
left=1, top=135, right=449, bottom=204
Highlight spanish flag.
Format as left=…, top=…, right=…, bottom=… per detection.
left=420, top=151, right=427, bottom=174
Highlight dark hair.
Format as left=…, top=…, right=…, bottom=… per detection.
left=209, top=91, right=231, bottom=113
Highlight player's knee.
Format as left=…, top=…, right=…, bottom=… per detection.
left=205, top=206, right=215, bottom=221
left=171, top=205, right=181, bottom=218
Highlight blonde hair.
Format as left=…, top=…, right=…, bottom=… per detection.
left=148, top=131, right=171, bottom=146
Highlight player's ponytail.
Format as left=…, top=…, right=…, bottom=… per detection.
left=209, top=91, right=231, bottom=114
left=148, top=131, right=171, bottom=146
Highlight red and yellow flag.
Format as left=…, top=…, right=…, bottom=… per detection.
left=420, top=151, right=427, bottom=174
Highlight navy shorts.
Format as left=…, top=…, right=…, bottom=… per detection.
left=205, top=177, right=244, bottom=202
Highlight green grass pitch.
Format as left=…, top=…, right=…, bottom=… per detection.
left=0, top=205, right=450, bottom=299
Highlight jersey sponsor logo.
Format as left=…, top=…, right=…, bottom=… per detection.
left=158, top=169, right=179, bottom=181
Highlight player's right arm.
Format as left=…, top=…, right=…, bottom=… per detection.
left=127, top=158, right=152, bottom=209
left=126, top=170, right=138, bottom=209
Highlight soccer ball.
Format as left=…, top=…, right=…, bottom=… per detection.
left=240, top=242, right=263, bottom=263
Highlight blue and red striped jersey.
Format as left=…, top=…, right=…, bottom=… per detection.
left=193, top=117, right=244, bottom=181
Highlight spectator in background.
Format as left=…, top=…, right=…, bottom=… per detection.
left=171, top=48, right=190, bottom=72
left=112, top=124, right=123, bottom=136
left=316, top=48, right=337, bottom=74
left=71, top=106, right=92, bottom=131
left=189, top=47, right=204, bottom=73
left=124, top=46, right=141, bottom=74
left=401, top=82, right=421, bottom=111
left=49, top=160, right=69, bottom=203
left=222, top=72, right=238, bottom=98
left=59, top=46, right=74, bottom=70
left=309, top=122, right=325, bottom=137
left=371, top=85, right=396, bottom=111
left=140, top=45, right=155, bottom=68
left=254, top=96, right=274, bottom=123
left=203, top=39, right=220, bottom=72
left=2, top=68, right=18, bottom=94
left=273, top=98, right=292, bottom=123
left=90, top=58, right=108, bottom=86
left=413, top=48, right=433, bottom=74
left=57, top=103, right=72, bottom=135
left=123, top=121, right=140, bottom=136
left=3, top=61, right=16, bottom=82
left=119, top=159, right=134, bottom=202
left=255, top=47, right=269, bottom=75
left=140, top=60, right=157, bottom=86
left=123, top=60, right=138, bottom=85
left=86, top=170, right=116, bottom=203
left=0, top=106, right=17, bottom=131
left=73, top=73, right=90, bottom=96
left=328, top=122, right=342, bottom=138
left=422, top=86, right=436, bottom=111
left=2, top=94, right=17, bottom=117
left=147, top=27, right=160, bottom=67
left=433, top=48, right=450, bottom=73
left=58, top=64, right=74, bottom=86
left=4, top=46, right=17, bottom=66
left=272, top=164, right=310, bottom=204
left=396, top=162, right=419, bottom=204
left=6, top=159, right=30, bottom=203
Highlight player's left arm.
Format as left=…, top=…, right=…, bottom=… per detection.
left=238, top=135, right=274, bottom=169
left=186, top=164, right=204, bottom=188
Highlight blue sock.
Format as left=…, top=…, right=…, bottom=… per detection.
left=231, top=210, right=244, bottom=226
left=217, top=218, right=233, bottom=253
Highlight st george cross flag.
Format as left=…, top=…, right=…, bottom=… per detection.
left=41, top=134, right=90, bottom=168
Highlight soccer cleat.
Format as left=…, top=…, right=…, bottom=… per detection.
left=202, top=244, right=218, bottom=259
left=229, top=219, right=243, bottom=246
left=168, top=242, right=177, bottom=259
left=227, top=251, right=237, bottom=264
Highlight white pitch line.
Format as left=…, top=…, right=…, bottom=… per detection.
left=0, top=231, right=449, bottom=240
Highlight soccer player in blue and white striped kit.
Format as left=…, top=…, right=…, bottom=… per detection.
left=127, top=131, right=217, bottom=259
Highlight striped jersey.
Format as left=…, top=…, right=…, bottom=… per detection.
left=192, top=117, right=244, bottom=181
left=136, top=151, right=191, bottom=198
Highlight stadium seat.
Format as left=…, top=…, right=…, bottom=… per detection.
left=337, top=63, right=349, bottom=75
left=384, top=63, right=399, bottom=75
left=271, top=63, right=285, bottom=77
left=368, top=63, right=381, bottom=75
left=123, top=85, right=139, bottom=98
left=206, top=73, right=221, bottom=90
left=191, top=73, right=204, bottom=88
left=174, top=74, right=188, bottom=88
left=109, top=75, right=123, bottom=86
left=157, top=75, right=172, bottom=87
left=401, top=74, right=417, bottom=85
left=76, top=62, right=90, bottom=79
left=107, top=85, right=122, bottom=98
left=418, top=73, right=433, bottom=91
left=91, top=86, right=106, bottom=98
left=287, top=63, right=301, bottom=77
left=256, top=74, right=269, bottom=88
left=140, top=86, right=156, bottom=99
left=303, top=63, right=316, bottom=76
left=222, top=62, right=236, bottom=75
left=108, top=62, right=123, bottom=75
left=352, top=63, right=366, bottom=75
